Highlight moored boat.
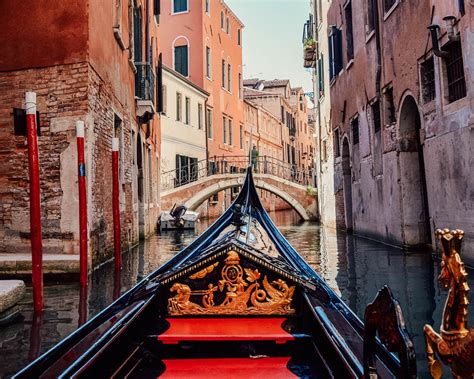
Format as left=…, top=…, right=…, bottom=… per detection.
left=14, top=167, right=416, bottom=378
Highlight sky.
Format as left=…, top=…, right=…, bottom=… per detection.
left=226, top=0, right=314, bottom=95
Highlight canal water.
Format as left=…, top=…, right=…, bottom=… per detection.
left=0, top=209, right=472, bottom=378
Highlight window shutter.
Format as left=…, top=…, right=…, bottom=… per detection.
left=156, top=53, right=163, bottom=112
left=335, top=29, right=343, bottom=73
left=318, top=55, right=324, bottom=95
left=328, top=36, right=334, bottom=80
left=154, top=0, right=160, bottom=16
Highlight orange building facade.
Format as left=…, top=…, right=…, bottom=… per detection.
left=160, top=0, right=245, bottom=159
left=0, top=0, right=162, bottom=267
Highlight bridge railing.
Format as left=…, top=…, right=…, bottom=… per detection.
left=160, top=155, right=315, bottom=191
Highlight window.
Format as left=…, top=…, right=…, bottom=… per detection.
left=227, top=64, right=232, bottom=91
left=206, top=46, right=211, bottom=78
left=384, top=0, right=397, bottom=13
left=238, top=73, right=242, bottom=99
left=421, top=57, right=436, bottom=103
left=176, top=92, right=182, bottom=121
left=221, top=59, right=226, bottom=88
left=371, top=100, right=381, bottom=133
left=154, top=0, right=160, bottom=20
left=175, top=154, right=197, bottom=187
left=206, top=107, right=213, bottom=138
left=173, top=0, right=188, bottom=13
left=229, top=119, right=233, bottom=145
left=345, top=1, right=354, bottom=61
left=220, top=11, right=224, bottom=29
left=334, top=128, right=340, bottom=157
left=281, top=106, right=285, bottom=122
left=198, top=103, right=203, bottom=129
left=185, top=97, right=190, bottom=124
left=383, top=87, right=396, bottom=124
left=223, top=116, right=227, bottom=144
left=367, top=0, right=376, bottom=34
left=444, top=41, right=467, bottom=103
left=205, top=0, right=210, bottom=14
left=328, top=27, right=343, bottom=81
left=237, top=29, right=241, bottom=45
left=162, top=85, right=167, bottom=115
left=318, top=54, right=325, bottom=97
left=351, top=117, right=359, bottom=145
left=174, top=45, right=188, bottom=76
left=240, top=125, right=244, bottom=149
left=226, top=17, right=230, bottom=34
left=299, top=95, right=303, bottom=111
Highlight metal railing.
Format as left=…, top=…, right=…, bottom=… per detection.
left=135, top=62, right=155, bottom=103
left=161, top=155, right=316, bottom=191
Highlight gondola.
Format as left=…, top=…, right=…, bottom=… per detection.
left=15, top=167, right=416, bottom=378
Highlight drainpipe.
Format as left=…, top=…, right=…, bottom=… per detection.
left=427, top=24, right=449, bottom=58
left=374, top=0, right=382, bottom=98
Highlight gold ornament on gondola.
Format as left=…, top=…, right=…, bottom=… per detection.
left=424, top=229, right=474, bottom=379
left=167, top=251, right=295, bottom=315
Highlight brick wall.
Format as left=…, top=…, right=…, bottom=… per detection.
left=0, top=62, right=89, bottom=255
left=0, top=62, right=160, bottom=267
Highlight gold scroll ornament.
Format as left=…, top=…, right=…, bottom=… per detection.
left=167, top=251, right=295, bottom=315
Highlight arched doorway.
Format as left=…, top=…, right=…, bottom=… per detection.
left=341, top=137, right=353, bottom=231
left=136, top=133, right=145, bottom=239
left=398, top=95, right=430, bottom=246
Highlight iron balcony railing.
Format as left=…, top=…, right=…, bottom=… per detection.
left=161, top=155, right=316, bottom=191
left=135, top=62, right=155, bottom=103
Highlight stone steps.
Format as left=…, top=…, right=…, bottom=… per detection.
left=0, top=254, right=79, bottom=276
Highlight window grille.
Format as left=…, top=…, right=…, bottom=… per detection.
left=372, top=100, right=381, bottom=133
left=444, top=41, right=466, bottom=103
left=420, top=57, right=435, bottom=103
left=352, top=117, right=359, bottom=145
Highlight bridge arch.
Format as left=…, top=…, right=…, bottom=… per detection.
left=183, top=177, right=310, bottom=221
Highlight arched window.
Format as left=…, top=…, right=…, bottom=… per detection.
left=173, top=36, right=189, bottom=77
left=220, top=11, right=224, bottom=29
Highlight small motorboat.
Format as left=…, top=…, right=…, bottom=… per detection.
left=159, top=204, right=199, bottom=231
left=15, top=167, right=416, bottom=378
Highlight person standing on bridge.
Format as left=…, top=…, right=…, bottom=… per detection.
left=251, top=145, right=259, bottom=172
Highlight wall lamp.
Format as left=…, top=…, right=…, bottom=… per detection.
left=427, top=24, right=449, bottom=58
left=443, top=16, right=460, bottom=41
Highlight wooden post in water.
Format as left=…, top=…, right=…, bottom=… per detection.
left=76, top=121, right=88, bottom=287
left=112, top=137, right=121, bottom=271
left=26, top=91, right=43, bottom=312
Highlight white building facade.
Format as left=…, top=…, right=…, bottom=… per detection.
left=160, top=65, right=209, bottom=190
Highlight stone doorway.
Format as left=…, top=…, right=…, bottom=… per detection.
left=341, top=137, right=353, bottom=231
left=398, top=95, right=430, bottom=246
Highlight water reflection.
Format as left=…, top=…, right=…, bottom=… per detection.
left=0, top=210, right=472, bottom=378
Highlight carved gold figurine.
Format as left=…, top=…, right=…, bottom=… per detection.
left=167, top=251, right=295, bottom=315
left=424, top=229, right=474, bottom=379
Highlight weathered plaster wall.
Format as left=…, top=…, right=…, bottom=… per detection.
left=326, top=0, right=473, bottom=263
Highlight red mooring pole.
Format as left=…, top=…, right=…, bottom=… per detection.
left=112, top=138, right=121, bottom=271
left=76, top=121, right=88, bottom=287
left=26, top=91, right=43, bottom=312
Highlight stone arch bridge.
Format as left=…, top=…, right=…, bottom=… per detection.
left=161, top=169, right=318, bottom=221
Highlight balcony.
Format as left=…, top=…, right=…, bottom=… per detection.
left=303, top=39, right=317, bottom=68
left=135, top=62, right=155, bottom=123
